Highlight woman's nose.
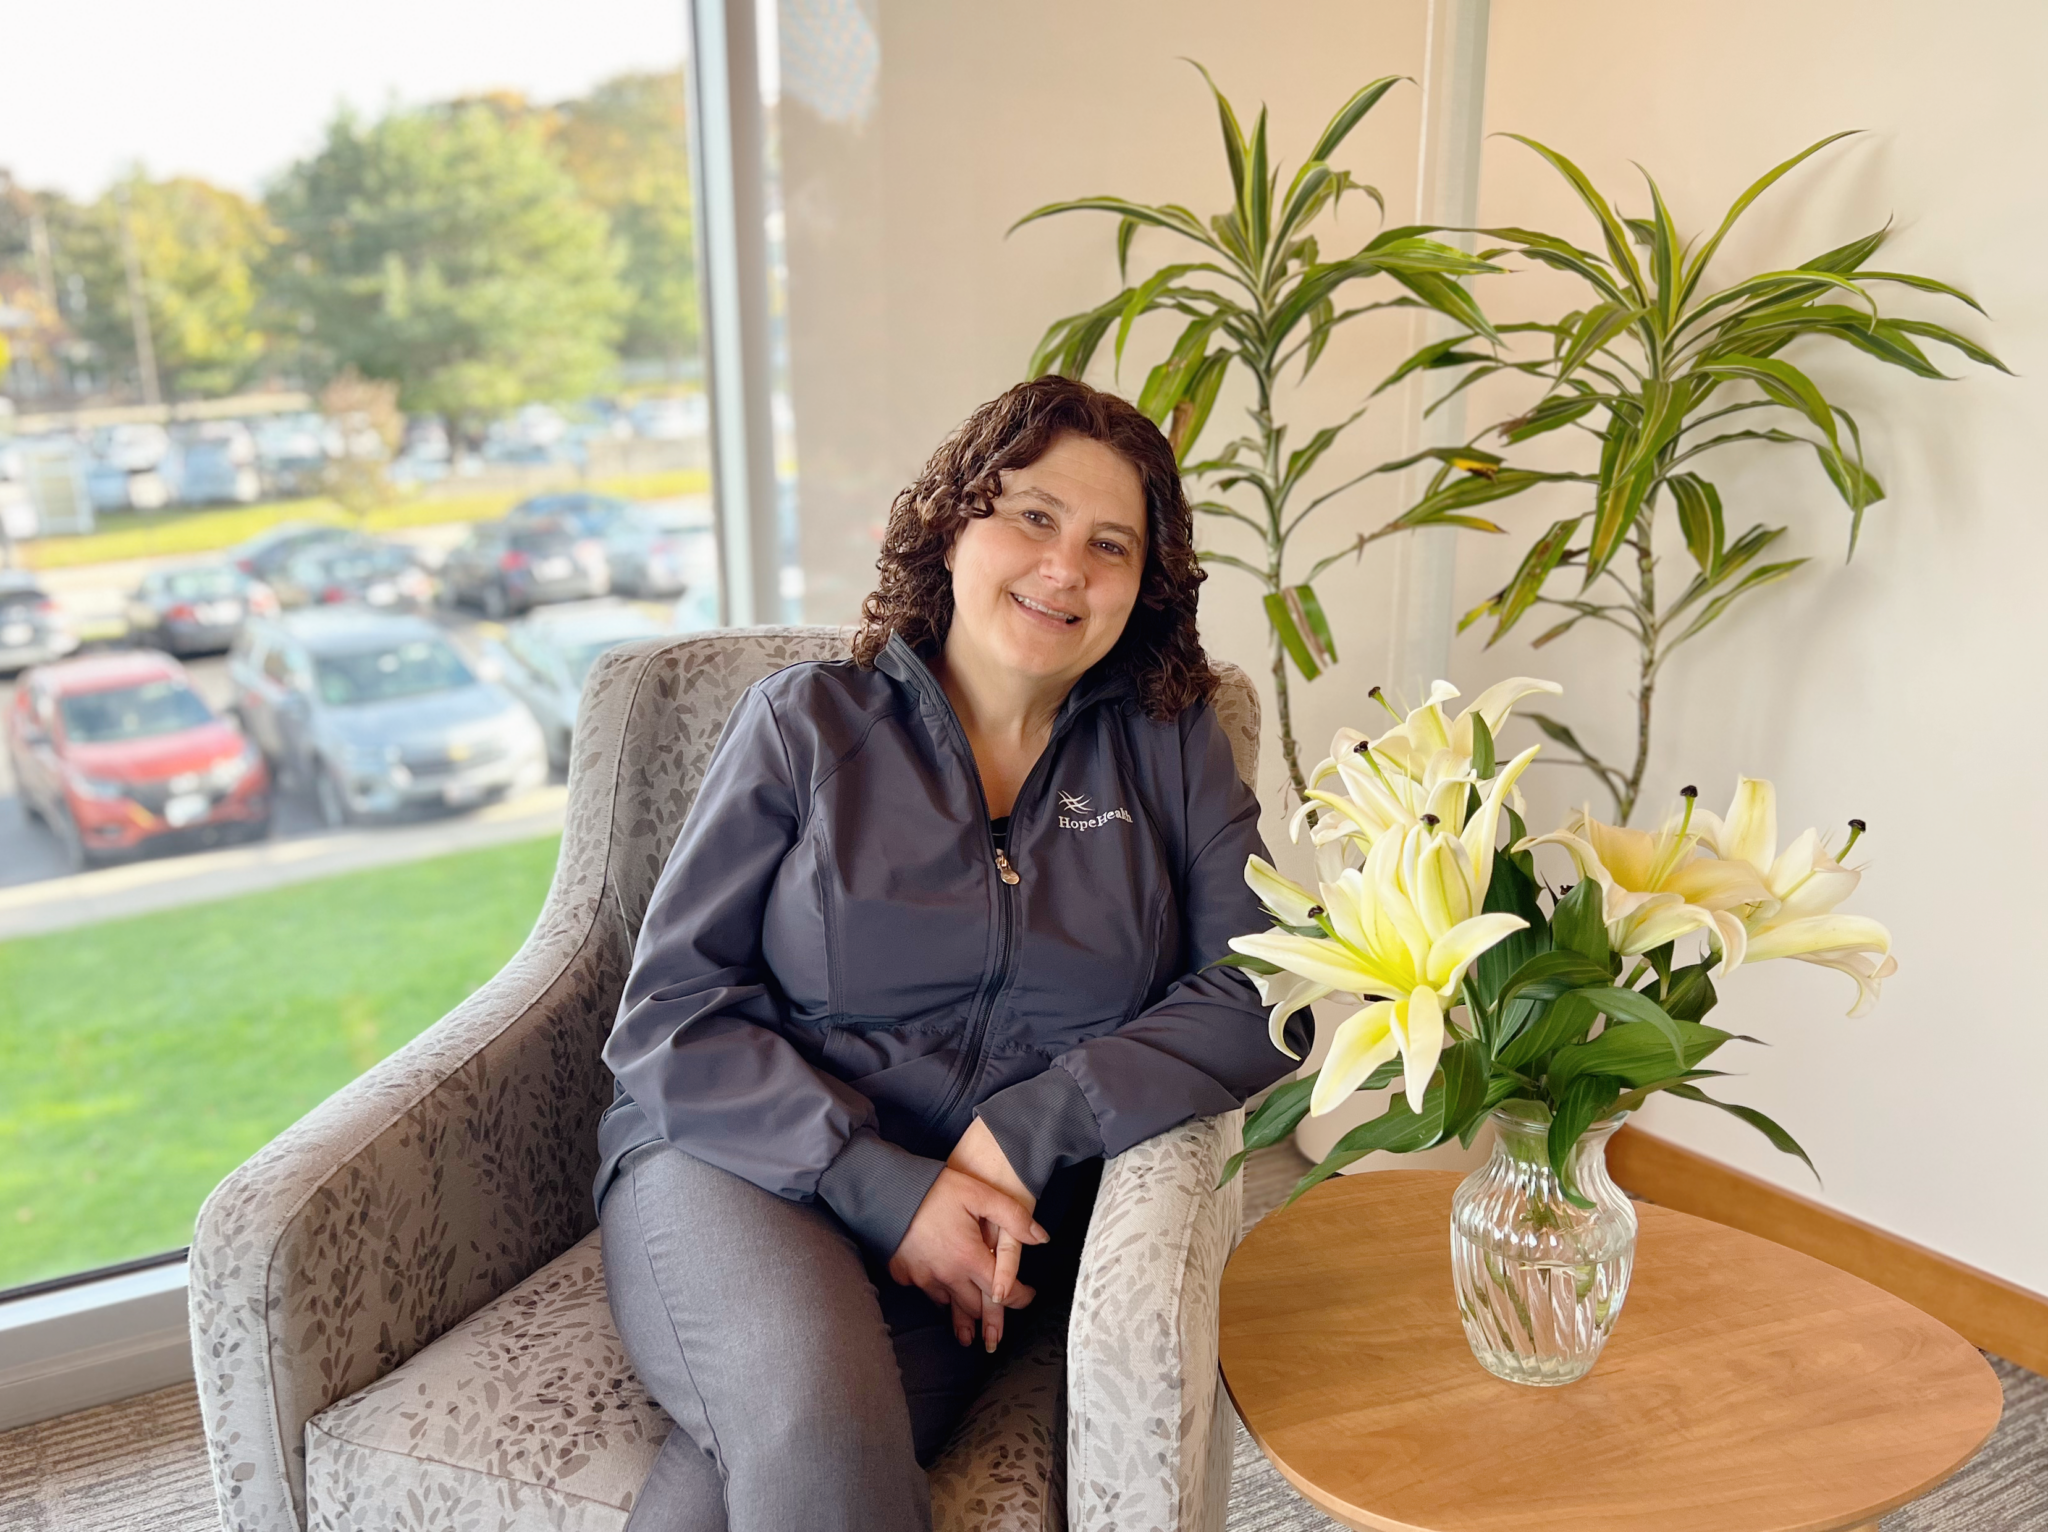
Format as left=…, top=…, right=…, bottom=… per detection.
left=1039, top=533, right=1087, bottom=587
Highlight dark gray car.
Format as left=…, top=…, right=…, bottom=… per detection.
left=227, top=609, right=547, bottom=826
left=125, top=563, right=278, bottom=655
left=441, top=519, right=609, bottom=618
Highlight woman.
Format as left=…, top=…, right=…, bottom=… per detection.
left=595, top=376, right=1298, bottom=1531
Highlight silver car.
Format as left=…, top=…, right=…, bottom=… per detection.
left=229, top=609, right=547, bottom=826
left=493, top=601, right=670, bottom=771
left=0, top=571, right=81, bottom=674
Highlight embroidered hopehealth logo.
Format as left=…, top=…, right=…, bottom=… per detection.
left=1058, top=790, right=1132, bottom=831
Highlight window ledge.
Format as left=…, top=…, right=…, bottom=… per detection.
left=0, top=1259, right=192, bottom=1432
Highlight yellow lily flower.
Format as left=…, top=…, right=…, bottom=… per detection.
left=1241, top=855, right=1336, bottom=1058
left=1230, top=829, right=1527, bottom=1116
left=1290, top=677, right=1561, bottom=858
left=1519, top=801, right=1767, bottom=972
left=1693, top=777, right=1897, bottom=1017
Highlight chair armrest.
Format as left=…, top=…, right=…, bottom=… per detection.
left=186, top=658, right=650, bottom=1532
left=1066, top=1109, right=1244, bottom=1532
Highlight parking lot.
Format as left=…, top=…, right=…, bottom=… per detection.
left=0, top=499, right=709, bottom=895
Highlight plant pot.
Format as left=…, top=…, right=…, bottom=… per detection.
left=1449, top=1102, right=1637, bottom=1386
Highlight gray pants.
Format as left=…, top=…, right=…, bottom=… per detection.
left=601, top=1141, right=1092, bottom=1532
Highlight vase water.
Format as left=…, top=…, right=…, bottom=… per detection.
left=1450, top=1103, right=1637, bottom=1386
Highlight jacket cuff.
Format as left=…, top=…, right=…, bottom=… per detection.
left=816, top=1129, right=946, bottom=1258
left=975, top=1065, right=1104, bottom=1201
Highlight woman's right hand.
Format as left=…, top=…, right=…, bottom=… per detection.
left=888, top=1168, right=1047, bottom=1349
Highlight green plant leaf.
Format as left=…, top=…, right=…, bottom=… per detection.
left=1494, top=950, right=1613, bottom=1012
left=1487, top=516, right=1582, bottom=640
left=1304, top=73, right=1408, bottom=169
left=1550, top=877, right=1611, bottom=968
left=1264, top=589, right=1323, bottom=680
left=1439, top=1041, right=1491, bottom=1148
left=1661, top=963, right=1718, bottom=1022
left=1548, top=1074, right=1624, bottom=1206
left=1169, top=349, right=1232, bottom=463
left=1500, top=134, right=1648, bottom=302
left=1285, top=1087, right=1448, bottom=1205
left=1665, top=1084, right=1819, bottom=1182
left=1578, top=984, right=1688, bottom=1064
left=1498, top=989, right=1600, bottom=1070
left=1295, top=583, right=1337, bottom=664
left=1678, top=130, right=1862, bottom=306
left=1469, top=709, right=1495, bottom=781
left=1668, top=473, right=1725, bottom=575
left=1547, top=1017, right=1733, bottom=1093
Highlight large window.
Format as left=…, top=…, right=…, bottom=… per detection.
left=0, top=0, right=718, bottom=1295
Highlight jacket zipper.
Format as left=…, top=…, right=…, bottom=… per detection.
left=927, top=699, right=1056, bottom=1130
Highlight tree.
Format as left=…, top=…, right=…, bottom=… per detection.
left=554, top=71, right=699, bottom=366
left=61, top=174, right=274, bottom=400
left=266, top=102, right=626, bottom=424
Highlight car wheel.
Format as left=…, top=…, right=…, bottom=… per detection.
left=315, top=764, right=353, bottom=830
left=51, top=804, right=100, bottom=873
left=481, top=584, right=509, bottom=621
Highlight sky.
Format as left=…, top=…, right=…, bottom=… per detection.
left=0, top=0, right=705, bottom=200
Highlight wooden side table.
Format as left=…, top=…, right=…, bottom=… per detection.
left=1219, top=1170, right=2003, bottom=1532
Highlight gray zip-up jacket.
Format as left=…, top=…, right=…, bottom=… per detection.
left=593, top=629, right=1301, bottom=1257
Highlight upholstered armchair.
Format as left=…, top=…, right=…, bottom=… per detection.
left=188, top=625, right=1258, bottom=1532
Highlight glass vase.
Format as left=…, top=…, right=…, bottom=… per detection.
left=1449, top=1103, right=1637, bottom=1386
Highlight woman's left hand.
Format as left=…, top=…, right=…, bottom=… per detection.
left=947, top=1119, right=1035, bottom=1351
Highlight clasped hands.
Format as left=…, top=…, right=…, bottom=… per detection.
left=885, top=1117, right=1045, bottom=1353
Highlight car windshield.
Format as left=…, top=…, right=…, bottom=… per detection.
left=59, top=680, right=214, bottom=742
left=163, top=569, right=243, bottom=599
left=311, top=548, right=411, bottom=581
left=313, top=638, right=474, bottom=705
left=509, top=528, right=576, bottom=554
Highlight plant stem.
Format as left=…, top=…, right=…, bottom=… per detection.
left=1616, top=524, right=1660, bottom=824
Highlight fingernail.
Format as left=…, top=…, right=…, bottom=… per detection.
left=1031, top=1224, right=1049, bottom=1243
left=985, top=1333, right=997, bottom=1353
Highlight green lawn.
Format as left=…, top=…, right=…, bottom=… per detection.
left=0, top=835, right=563, bottom=1292
left=23, top=468, right=709, bottom=570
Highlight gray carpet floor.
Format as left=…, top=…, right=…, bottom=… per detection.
left=1, top=1146, right=2040, bottom=1530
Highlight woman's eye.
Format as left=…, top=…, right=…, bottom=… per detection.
left=1095, top=541, right=1128, bottom=557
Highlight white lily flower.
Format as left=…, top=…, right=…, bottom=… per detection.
left=1230, top=828, right=1527, bottom=1116
left=1519, top=801, right=1766, bottom=972
left=1694, top=777, right=1897, bottom=1017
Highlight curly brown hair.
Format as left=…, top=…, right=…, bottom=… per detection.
left=851, top=375, right=1219, bottom=721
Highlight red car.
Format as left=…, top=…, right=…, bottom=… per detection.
left=6, top=650, right=272, bottom=869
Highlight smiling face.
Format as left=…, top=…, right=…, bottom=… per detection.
left=941, top=431, right=1149, bottom=690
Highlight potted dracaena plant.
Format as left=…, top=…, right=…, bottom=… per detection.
left=1400, top=133, right=2005, bottom=823
left=1012, top=64, right=1520, bottom=806
left=1217, top=678, right=1894, bottom=1385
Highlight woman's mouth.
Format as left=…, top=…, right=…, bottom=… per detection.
left=1010, top=591, right=1081, bottom=628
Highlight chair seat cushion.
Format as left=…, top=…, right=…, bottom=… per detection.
left=302, top=1230, right=1066, bottom=1531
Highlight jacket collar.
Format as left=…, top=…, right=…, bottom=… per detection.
left=876, top=628, right=1137, bottom=738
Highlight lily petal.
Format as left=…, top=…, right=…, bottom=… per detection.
left=1309, top=1000, right=1400, bottom=1116
left=1245, top=855, right=1319, bottom=926
left=1396, top=985, right=1445, bottom=1114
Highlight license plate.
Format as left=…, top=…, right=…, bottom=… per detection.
left=443, top=780, right=487, bottom=807
left=535, top=557, right=573, bottom=579
left=195, top=601, right=242, bottom=624
left=366, top=582, right=397, bottom=604
left=164, top=792, right=210, bottom=826
left=0, top=622, right=30, bottom=646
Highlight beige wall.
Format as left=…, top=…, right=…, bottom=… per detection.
left=777, top=0, right=2048, bottom=1295
left=777, top=0, right=1438, bottom=776
left=1460, top=0, right=2046, bottom=1295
